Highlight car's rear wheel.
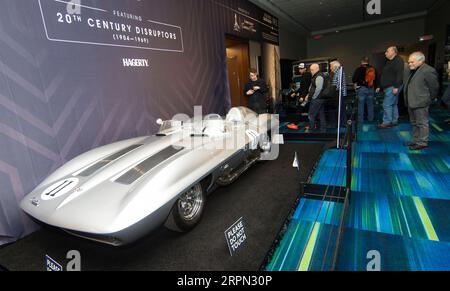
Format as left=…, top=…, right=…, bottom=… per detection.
left=172, top=183, right=206, bottom=231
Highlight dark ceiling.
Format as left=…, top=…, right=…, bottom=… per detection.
left=250, top=0, right=440, bottom=35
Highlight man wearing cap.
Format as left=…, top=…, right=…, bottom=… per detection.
left=287, top=63, right=312, bottom=130
left=296, top=63, right=312, bottom=100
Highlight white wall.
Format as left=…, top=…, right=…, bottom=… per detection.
left=307, top=18, right=426, bottom=76
left=249, top=40, right=261, bottom=70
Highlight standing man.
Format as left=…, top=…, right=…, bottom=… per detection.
left=245, top=68, right=268, bottom=114
left=296, top=63, right=312, bottom=101
left=287, top=63, right=312, bottom=130
left=305, top=63, right=327, bottom=133
left=378, top=46, right=405, bottom=129
left=330, top=61, right=347, bottom=128
left=403, top=52, right=439, bottom=150
left=353, top=57, right=377, bottom=123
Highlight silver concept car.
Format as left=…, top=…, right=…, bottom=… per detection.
left=20, top=107, right=274, bottom=246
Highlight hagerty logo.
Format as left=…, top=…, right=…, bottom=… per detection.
left=122, top=58, right=150, bottom=67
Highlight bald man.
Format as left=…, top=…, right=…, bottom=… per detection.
left=378, top=46, right=405, bottom=129
left=305, top=63, right=327, bottom=132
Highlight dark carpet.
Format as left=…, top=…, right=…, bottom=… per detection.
left=0, top=143, right=324, bottom=271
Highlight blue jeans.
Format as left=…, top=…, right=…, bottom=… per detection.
left=382, top=87, right=401, bottom=125
left=357, top=87, right=375, bottom=122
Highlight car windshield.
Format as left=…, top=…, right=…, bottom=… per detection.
left=158, top=120, right=183, bottom=134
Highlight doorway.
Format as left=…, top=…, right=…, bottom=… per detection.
left=226, top=36, right=250, bottom=107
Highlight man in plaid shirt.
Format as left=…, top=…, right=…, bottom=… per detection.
left=330, top=61, right=348, bottom=127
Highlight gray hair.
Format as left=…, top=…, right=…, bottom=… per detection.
left=330, top=61, right=341, bottom=68
left=410, top=51, right=426, bottom=62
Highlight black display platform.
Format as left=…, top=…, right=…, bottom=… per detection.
left=0, top=143, right=324, bottom=271
left=283, top=131, right=345, bottom=142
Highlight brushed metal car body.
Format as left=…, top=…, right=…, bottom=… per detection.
left=20, top=107, right=273, bottom=246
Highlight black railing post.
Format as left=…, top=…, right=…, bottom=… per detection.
left=331, top=119, right=354, bottom=271
left=346, top=120, right=353, bottom=193
left=353, top=95, right=358, bottom=141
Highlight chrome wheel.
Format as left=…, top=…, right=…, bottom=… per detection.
left=177, top=184, right=204, bottom=221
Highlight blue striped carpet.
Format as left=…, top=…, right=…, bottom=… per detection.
left=266, top=108, right=450, bottom=271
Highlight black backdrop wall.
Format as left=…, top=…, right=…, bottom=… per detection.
left=0, top=0, right=278, bottom=245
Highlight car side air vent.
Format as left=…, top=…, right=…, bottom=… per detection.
left=78, top=144, right=143, bottom=177
left=115, top=146, right=184, bottom=185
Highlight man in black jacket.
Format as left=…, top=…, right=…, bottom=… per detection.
left=378, top=46, right=405, bottom=129
left=403, top=52, right=439, bottom=150
left=296, top=63, right=312, bottom=100
left=287, top=63, right=312, bottom=130
left=244, top=68, right=268, bottom=114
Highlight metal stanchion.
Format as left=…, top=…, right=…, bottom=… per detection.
left=336, top=67, right=344, bottom=149
left=353, top=96, right=358, bottom=142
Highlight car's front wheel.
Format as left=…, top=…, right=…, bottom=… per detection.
left=172, top=183, right=206, bottom=231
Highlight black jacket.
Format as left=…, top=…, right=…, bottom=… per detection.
left=297, top=72, right=312, bottom=98
left=353, top=64, right=378, bottom=88
left=380, top=55, right=404, bottom=89
left=244, top=79, right=268, bottom=103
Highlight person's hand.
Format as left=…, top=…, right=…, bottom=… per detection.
left=305, top=95, right=309, bottom=102
left=376, top=88, right=381, bottom=94
left=253, top=86, right=260, bottom=91
left=299, top=98, right=304, bottom=103
left=246, top=90, right=255, bottom=95
left=393, top=88, right=399, bottom=95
